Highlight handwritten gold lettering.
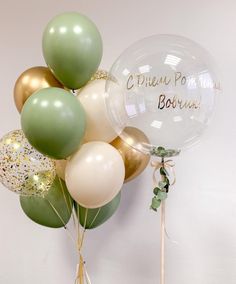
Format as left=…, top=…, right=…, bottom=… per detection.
left=126, top=74, right=172, bottom=90
left=158, top=94, right=166, bottom=110
left=158, top=94, right=201, bottom=110
left=126, top=72, right=221, bottom=94
left=174, top=72, right=182, bottom=86
left=127, top=75, right=134, bottom=90
left=137, top=74, right=145, bottom=86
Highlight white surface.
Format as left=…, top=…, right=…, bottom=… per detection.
left=0, top=1, right=235, bottom=283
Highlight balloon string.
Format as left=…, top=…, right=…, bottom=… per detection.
left=58, top=177, right=73, bottom=216
left=58, top=177, right=73, bottom=214
left=76, top=206, right=102, bottom=283
left=164, top=228, right=179, bottom=245
left=71, top=206, right=77, bottom=229
left=85, top=269, right=92, bottom=284
left=78, top=208, right=88, bottom=251
left=58, top=176, right=77, bottom=229
left=75, top=205, right=103, bottom=283
left=46, top=199, right=67, bottom=229
left=46, top=198, right=77, bottom=246
left=160, top=159, right=166, bottom=284
left=88, top=208, right=102, bottom=229
left=151, top=158, right=176, bottom=284
left=160, top=200, right=165, bottom=284
left=75, top=208, right=89, bottom=284
left=46, top=193, right=91, bottom=284
left=73, top=206, right=79, bottom=238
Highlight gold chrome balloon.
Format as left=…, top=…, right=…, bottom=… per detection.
left=0, top=130, right=56, bottom=196
left=14, top=66, right=63, bottom=112
left=111, top=127, right=150, bottom=183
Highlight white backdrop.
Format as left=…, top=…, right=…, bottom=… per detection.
left=0, top=1, right=235, bottom=283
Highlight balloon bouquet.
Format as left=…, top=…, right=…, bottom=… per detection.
left=0, top=12, right=150, bottom=283
left=0, top=11, right=220, bottom=284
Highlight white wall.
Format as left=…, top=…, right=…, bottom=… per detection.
left=0, top=0, right=235, bottom=283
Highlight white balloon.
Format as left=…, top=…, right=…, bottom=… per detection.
left=77, top=80, right=117, bottom=143
left=65, top=142, right=125, bottom=208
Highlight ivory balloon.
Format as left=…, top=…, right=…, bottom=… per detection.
left=111, top=127, right=150, bottom=182
left=77, top=79, right=117, bottom=143
left=65, top=142, right=125, bottom=208
left=14, top=66, right=63, bottom=112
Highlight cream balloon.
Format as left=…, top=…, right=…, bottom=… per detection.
left=77, top=79, right=117, bottom=143
left=65, top=142, right=125, bottom=208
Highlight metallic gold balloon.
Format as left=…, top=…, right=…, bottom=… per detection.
left=111, top=127, right=150, bottom=183
left=0, top=130, right=56, bottom=196
left=14, top=66, right=63, bottom=112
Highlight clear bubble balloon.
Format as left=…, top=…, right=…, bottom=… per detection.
left=105, top=34, right=221, bottom=156
left=0, top=130, right=56, bottom=196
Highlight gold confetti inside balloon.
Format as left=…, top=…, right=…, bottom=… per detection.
left=0, top=130, right=56, bottom=196
left=90, top=70, right=109, bottom=81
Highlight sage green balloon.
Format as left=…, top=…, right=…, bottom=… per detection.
left=76, top=191, right=121, bottom=229
left=42, top=12, right=103, bottom=90
left=21, top=87, right=86, bottom=159
left=20, top=176, right=73, bottom=228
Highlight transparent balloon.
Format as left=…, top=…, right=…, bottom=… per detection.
left=105, top=35, right=221, bottom=156
left=0, top=130, right=56, bottom=196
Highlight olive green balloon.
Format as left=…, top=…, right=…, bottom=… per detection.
left=21, top=87, right=86, bottom=159
left=42, top=12, right=103, bottom=90
left=76, top=191, right=121, bottom=229
left=20, top=176, right=73, bottom=228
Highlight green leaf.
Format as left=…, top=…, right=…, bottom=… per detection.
left=158, top=181, right=167, bottom=189
left=163, top=176, right=169, bottom=186
left=153, top=187, right=160, bottom=195
left=150, top=146, right=180, bottom=157
left=159, top=151, right=167, bottom=157
left=150, top=206, right=157, bottom=212
left=165, top=149, right=180, bottom=157
left=157, top=191, right=167, bottom=200
left=151, top=197, right=161, bottom=209
left=160, top=167, right=168, bottom=176
left=152, top=146, right=167, bottom=157
left=157, top=146, right=165, bottom=151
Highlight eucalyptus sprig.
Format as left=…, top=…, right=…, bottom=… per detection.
left=150, top=164, right=169, bottom=211
left=150, top=147, right=179, bottom=212
left=150, top=146, right=180, bottom=158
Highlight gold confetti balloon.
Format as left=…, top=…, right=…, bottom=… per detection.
left=0, top=130, right=56, bottom=196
